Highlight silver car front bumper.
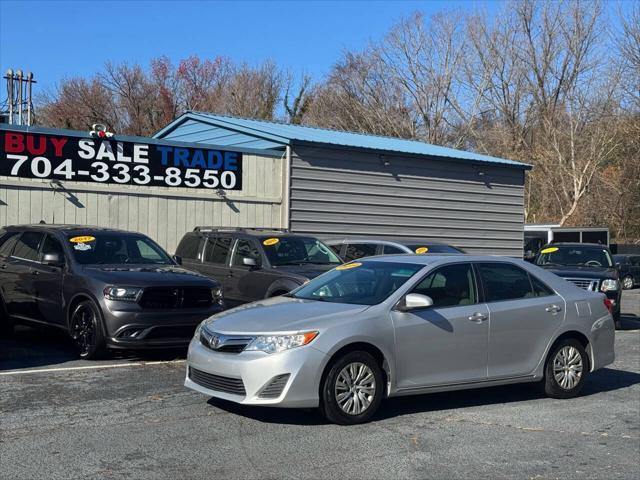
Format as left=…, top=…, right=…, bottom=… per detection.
left=185, top=337, right=326, bottom=408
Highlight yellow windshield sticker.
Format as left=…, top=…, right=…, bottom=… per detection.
left=540, top=247, right=559, bottom=254
left=336, top=262, right=362, bottom=271
left=263, top=238, right=280, bottom=246
left=69, top=236, right=96, bottom=244
left=415, top=247, right=429, bottom=254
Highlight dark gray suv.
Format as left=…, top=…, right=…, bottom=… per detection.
left=176, top=227, right=342, bottom=308
left=0, top=225, right=224, bottom=359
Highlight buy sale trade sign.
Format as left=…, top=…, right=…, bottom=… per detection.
left=0, top=128, right=243, bottom=190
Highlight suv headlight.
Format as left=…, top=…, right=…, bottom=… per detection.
left=245, top=331, right=319, bottom=354
left=601, top=279, right=619, bottom=292
left=103, top=286, right=143, bottom=301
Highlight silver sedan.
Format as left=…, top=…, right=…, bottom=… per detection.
left=185, top=255, right=615, bottom=424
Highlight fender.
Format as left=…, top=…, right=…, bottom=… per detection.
left=264, top=278, right=302, bottom=298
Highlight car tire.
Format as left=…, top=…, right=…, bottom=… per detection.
left=622, top=275, right=634, bottom=290
left=320, top=351, right=384, bottom=425
left=68, top=300, right=107, bottom=360
left=0, top=294, right=14, bottom=337
left=613, top=311, right=622, bottom=330
left=543, top=339, right=589, bottom=399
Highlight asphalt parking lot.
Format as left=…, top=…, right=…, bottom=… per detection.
left=1, top=290, right=639, bottom=480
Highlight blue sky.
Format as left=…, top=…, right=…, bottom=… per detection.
left=0, top=0, right=632, bottom=96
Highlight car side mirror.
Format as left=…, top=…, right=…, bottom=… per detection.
left=242, top=257, right=258, bottom=268
left=397, top=293, right=434, bottom=312
left=173, top=255, right=182, bottom=265
left=42, top=252, right=64, bottom=267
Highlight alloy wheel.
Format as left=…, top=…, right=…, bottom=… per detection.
left=553, top=346, right=583, bottom=390
left=623, top=276, right=633, bottom=290
left=70, top=306, right=96, bottom=356
left=334, top=362, right=376, bottom=415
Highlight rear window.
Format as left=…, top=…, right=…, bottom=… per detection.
left=477, top=263, right=536, bottom=302
left=204, top=237, right=232, bottom=265
left=176, top=235, right=202, bottom=260
left=344, top=243, right=377, bottom=261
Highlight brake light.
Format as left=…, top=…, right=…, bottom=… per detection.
left=603, top=298, right=614, bottom=313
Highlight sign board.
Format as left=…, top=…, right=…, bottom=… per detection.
left=0, top=129, right=242, bottom=190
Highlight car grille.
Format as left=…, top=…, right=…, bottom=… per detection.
left=258, top=374, right=290, bottom=399
left=188, top=367, right=246, bottom=395
left=200, top=328, right=254, bottom=354
left=139, top=287, right=212, bottom=309
left=563, top=278, right=600, bottom=291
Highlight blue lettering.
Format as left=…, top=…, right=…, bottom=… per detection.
left=207, top=151, right=223, bottom=169
left=224, top=152, right=238, bottom=171
left=157, top=146, right=173, bottom=166
left=174, top=148, right=190, bottom=167
left=191, top=150, right=206, bottom=168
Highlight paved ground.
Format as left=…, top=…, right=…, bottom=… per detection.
left=1, top=291, right=639, bottom=479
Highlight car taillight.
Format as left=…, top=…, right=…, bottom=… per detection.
left=603, top=298, right=614, bottom=313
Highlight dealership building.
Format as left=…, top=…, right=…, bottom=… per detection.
left=1, top=113, right=530, bottom=256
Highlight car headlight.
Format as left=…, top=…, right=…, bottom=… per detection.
left=245, top=331, right=319, bottom=354
left=601, top=279, right=619, bottom=292
left=103, top=286, right=143, bottom=301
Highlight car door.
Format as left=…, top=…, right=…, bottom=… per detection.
left=391, top=262, right=489, bottom=388
left=30, top=234, right=66, bottom=326
left=5, top=231, right=44, bottom=319
left=198, top=235, right=233, bottom=300
left=0, top=232, right=21, bottom=312
left=226, top=238, right=272, bottom=305
left=631, top=256, right=640, bottom=284
left=476, top=262, right=566, bottom=379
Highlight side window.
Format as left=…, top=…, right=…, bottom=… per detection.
left=40, top=235, right=65, bottom=262
left=328, top=244, right=343, bottom=256
left=12, top=232, right=44, bottom=261
left=0, top=233, right=20, bottom=257
left=631, top=257, right=640, bottom=267
left=204, top=237, right=232, bottom=265
left=529, top=274, right=554, bottom=297
left=232, top=240, right=261, bottom=266
left=382, top=244, right=404, bottom=255
left=344, top=243, right=377, bottom=262
left=477, top=263, right=535, bottom=302
left=176, top=235, right=202, bottom=260
left=411, top=263, right=477, bottom=307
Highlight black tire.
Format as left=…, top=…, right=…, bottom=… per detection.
left=0, top=294, right=14, bottom=337
left=320, top=351, right=384, bottom=425
left=622, top=275, right=634, bottom=290
left=68, top=300, right=107, bottom=360
left=543, top=338, right=589, bottom=399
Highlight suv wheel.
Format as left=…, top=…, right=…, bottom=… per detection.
left=320, top=351, right=384, bottom=425
left=543, top=339, right=588, bottom=399
left=69, top=300, right=107, bottom=360
left=0, top=294, right=14, bottom=337
left=622, top=275, right=634, bottom=290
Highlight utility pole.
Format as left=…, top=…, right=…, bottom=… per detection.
left=2, top=69, right=36, bottom=125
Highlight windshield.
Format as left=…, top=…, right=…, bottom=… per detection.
left=291, top=261, right=423, bottom=305
left=261, top=236, right=342, bottom=266
left=405, top=244, right=464, bottom=254
left=68, top=234, right=174, bottom=265
left=535, top=246, right=613, bottom=268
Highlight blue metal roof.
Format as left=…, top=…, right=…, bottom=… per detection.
left=154, top=112, right=531, bottom=169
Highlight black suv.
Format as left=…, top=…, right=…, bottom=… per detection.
left=175, top=227, right=342, bottom=307
left=0, top=225, right=223, bottom=358
left=613, top=254, right=640, bottom=290
left=533, top=243, right=622, bottom=327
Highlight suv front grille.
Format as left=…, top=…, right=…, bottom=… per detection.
left=139, top=287, right=212, bottom=309
left=563, top=278, right=600, bottom=291
left=188, top=367, right=246, bottom=395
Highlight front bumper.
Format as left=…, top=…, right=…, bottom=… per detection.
left=185, top=336, right=327, bottom=408
left=103, top=304, right=224, bottom=349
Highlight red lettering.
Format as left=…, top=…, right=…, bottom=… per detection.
left=26, top=135, right=46, bottom=155
left=4, top=132, right=24, bottom=153
left=50, top=137, right=68, bottom=157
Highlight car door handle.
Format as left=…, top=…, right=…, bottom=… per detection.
left=468, top=312, right=488, bottom=323
left=31, top=270, right=40, bottom=276
left=545, top=305, right=562, bottom=313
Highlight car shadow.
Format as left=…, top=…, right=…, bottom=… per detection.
left=207, top=367, right=640, bottom=426
left=0, top=325, right=187, bottom=371
left=619, top=313, right=640, bottom=331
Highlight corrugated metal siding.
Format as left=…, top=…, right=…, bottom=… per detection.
left=289, top=146, right=525, bottom=256
left=0, top=153, right=284, bottom=253
left=160, top=119, right=286, bottom=150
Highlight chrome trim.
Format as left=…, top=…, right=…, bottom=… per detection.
left=200, top=326, right=254, bottom=353
left=563, top=277, right=600, bottom=292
